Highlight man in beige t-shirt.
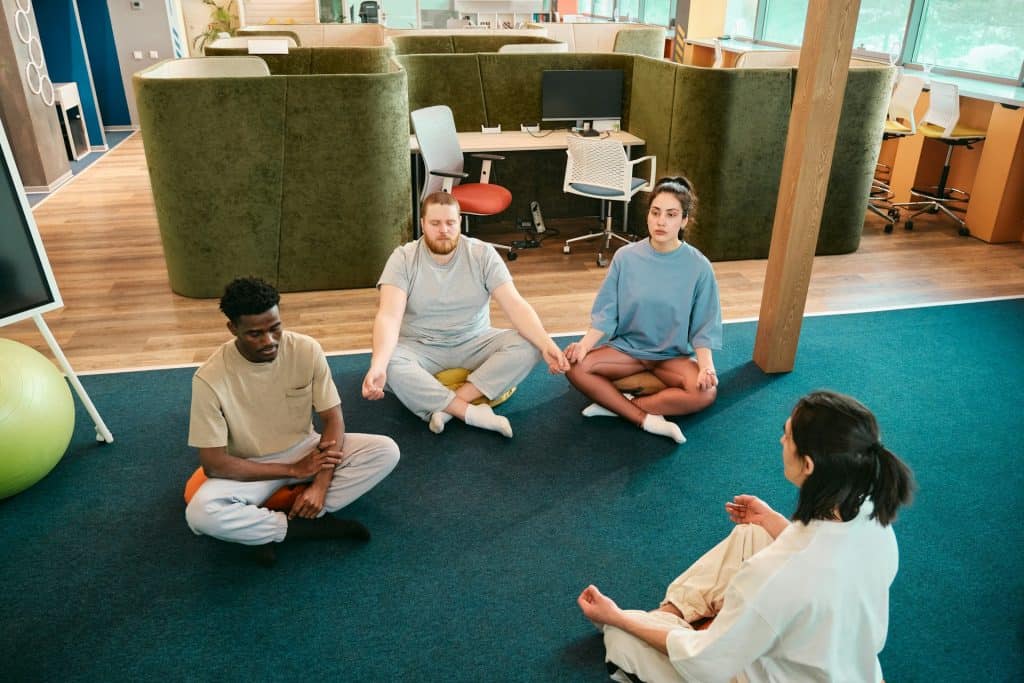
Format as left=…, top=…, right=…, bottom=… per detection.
left=187, top=277, right=399, bottom=566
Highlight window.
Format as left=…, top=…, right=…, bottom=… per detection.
left=641, top=0, right=673, bottom=28
left=761, top=0, right=808, bottom=46
left=591, top=0, right=615, bottom=19
left=724, top=0, right=758, bottom=38
left=724, top=0, right=1022, bottom=81
left=913, top=0, right=1024, bottom=79
left=853, top=0, right=913, bottom=55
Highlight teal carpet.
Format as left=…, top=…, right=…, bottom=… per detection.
left=1, top=300, right=1022, bottom=681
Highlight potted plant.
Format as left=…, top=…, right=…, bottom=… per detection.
left=193, top=0, right=240, bottom=53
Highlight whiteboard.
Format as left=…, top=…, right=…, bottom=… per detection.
left=0, top=117, right=63, bottom=328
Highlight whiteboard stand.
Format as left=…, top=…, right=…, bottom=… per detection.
left=34, top=314, right=114, bottom=443
left=1, top=116, right=113, bottom=445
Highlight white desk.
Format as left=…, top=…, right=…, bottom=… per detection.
left=409, top=129, right=644, bottom=153
left=410, top=129, right=646, bottom=230
left=53, top=82, right=90, bottom=162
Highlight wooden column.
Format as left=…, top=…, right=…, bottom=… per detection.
left=753, top=0, right=861, bottom=373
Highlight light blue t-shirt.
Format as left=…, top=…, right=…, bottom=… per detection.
left=590, top=239, right=722, bottom=360
left=378, top=236, right=512, bottom=346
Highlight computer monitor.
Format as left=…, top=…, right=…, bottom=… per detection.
left=541, top=69, right=624, bottom=136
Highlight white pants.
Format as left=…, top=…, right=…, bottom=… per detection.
left=386, top=328, right=540, bottom=420
left=603, top=524, right=775, bottom=683
left=185, top=432, right=399, bottom=546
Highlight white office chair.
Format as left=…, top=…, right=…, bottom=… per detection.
left=869, top=74, right=926, bottom=232
left=891, top=81, right=986, bottom=236
left=561, top=135, right=656, bottom=267
left=410, top=105, right=516, bottom=259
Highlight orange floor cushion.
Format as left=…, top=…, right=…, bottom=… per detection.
left=435, top=368, right=516, bottom=406
left=183, top=467, right=307, bottom=512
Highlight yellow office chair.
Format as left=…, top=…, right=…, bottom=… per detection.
left=410, top=105, right=516, bottom=260
left=892, top=81, right=986, bottom=236
left=869, top=74, right=926, bottom=233
left=561, top=135, right=656, bottom=267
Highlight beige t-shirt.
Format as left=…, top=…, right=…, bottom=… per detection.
left=188, top=331, right=341, bottom=458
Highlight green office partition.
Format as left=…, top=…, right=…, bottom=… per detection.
left=452, top=35, right=561, bottom=53
left=666, top=66, right=793, bottom=261
left=612, top=28, right=665, bottom=59
left=276, top=67, right=412, bottom=291
left=477, top=53, right=635, bottom=131
left=397, top=54, right=487, bottom=131
left=390, top=34, right=456, bottom=55
left=817, top=67, right=895, bottom=255
left=312, top=46, right=396, bottom=74
left=204, top=46, right=313, bottom=74
left=134, top=74, right=287, bottom=298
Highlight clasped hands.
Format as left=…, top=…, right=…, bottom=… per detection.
left=286, top=440, right=343, bottom=519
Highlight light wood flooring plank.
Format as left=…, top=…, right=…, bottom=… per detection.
left=5, top=134, right=1024, bottom=373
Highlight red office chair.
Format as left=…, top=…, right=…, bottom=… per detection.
left=411, top=105, right=516, bottom=260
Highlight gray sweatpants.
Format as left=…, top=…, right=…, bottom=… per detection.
left=185, top=432, right=399, bottom=546
left=386, top=328, right=540, bottom=420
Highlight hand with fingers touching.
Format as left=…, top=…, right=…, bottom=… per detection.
left=564, top=341, right=589, bottom=365
left=725, top=494, right=790, bottom=539
left=697, top=365, right=718, bottom=391
left=362, top=366, right=387, bottom=400
left=542, top=342, right=571, bottom=374
left=577, top=585, right=624, bottom=628
left=289, top=440, right=342, bottom=479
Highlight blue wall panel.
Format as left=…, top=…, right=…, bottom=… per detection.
left=77, top=1, right=131, bottom=128
left=34, top=0, right=107, bottom=145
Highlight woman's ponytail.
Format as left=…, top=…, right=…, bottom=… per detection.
left=869, top=443, right=915, bottom=526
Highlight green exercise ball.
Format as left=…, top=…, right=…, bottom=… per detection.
left=0, top=338, right=75, bottom=499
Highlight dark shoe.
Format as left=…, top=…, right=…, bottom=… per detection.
left=252, top=543, right=277, bottom=568
left=287, top=516, right=370, bottom=541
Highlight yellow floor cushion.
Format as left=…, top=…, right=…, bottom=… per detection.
left=435, top=368, right=516, bottom=407
left=612, top=371, right=667, bottom=396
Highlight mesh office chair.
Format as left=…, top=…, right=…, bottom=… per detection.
left=892, top=81, right=986, bottom=236
left=561, top=135, right=656, bottom=267
left=410, top=105, right=516, bottom=259
left=868, top=74, right=925, bottom=232
left=358, top=1, right=380, bottom=23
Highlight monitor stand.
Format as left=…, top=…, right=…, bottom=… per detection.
left=576, top=120, right=601, bottom=137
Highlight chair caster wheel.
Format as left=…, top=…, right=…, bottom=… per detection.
left=887, top=208, right=900, bottom=221
left=597, top=253, right=608, bottom=267
left=562, top=245, right=571, bottom=254
left=904, top=220, right=914, bottom=231
left=507, top=251, right=518, bottom=261
left=958, top=227, right=970, bottom=237
left=884, top=223, right=894, bottom=234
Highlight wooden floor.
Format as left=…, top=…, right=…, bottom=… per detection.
left=7, top=133, right=1024, bottom=374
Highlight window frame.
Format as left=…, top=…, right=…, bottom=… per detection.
left=728, top=0, right=1024, bottom=85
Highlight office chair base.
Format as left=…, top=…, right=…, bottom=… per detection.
left=892, top=200, right=970, bottom=237
left=910, top=185, right=970, bottom=205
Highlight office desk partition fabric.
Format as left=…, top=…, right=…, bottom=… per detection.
left=135, top=47, right=894, bottom=296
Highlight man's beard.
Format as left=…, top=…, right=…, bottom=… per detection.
left=425, top=232, right=459, bottom=255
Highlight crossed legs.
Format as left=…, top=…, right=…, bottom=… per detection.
left=566, top=346, right=717, bottom=443
left=602, top=524, right=774, bottom=682
left=386, top=329, right=540, bottom=437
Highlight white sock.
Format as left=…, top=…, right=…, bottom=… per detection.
left=464, top=403, right=513, bottom=438
left=642, top=414, right=686, bottom=444
left=429, top=411, right=453, bottom=434
left=581, top=394, right=633, bottom=418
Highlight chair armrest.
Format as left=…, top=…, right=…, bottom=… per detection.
left=629, top=155, right=657, bottom=189
left=471, top=153, right=506, bottom=161
left=430, top=169, right=470, bottom=179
